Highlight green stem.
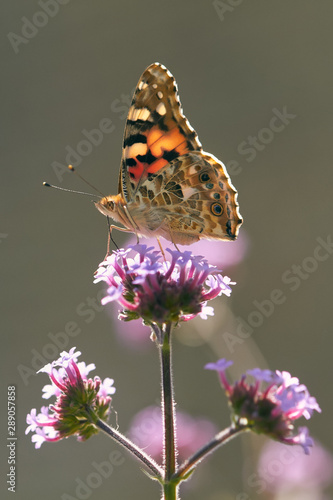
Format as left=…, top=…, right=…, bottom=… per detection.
left=160, top=323, right=178, bottom=500
left=95, top=417, right=163, bottom=480
left=174, top=425, right=247, bottom=482
left=163, top=481, right=178, bottom=500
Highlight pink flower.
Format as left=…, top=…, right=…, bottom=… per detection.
left=94, top=245, right=234, bottom=327
left=257, top=439, right=333, bottom=495
left=26, top=348, right=115, bottom=448
left=205, top=360, right=321, bottom=454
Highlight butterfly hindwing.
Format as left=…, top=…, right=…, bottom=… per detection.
left=119, top=63, right=202, bottom=203
left=128, top=152, right=242, bottom=245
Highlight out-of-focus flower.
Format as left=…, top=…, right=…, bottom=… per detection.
left=26, top=348, right=115, bottom=448
left=127, top=405, right=218, bottom=460
left=205, top=359, right=321, bottom=454
left=108, top=303, right=154, bottom=350
left=94, top=245, right=234, bottom=328
left=257, top=439, right=333, bottom=498
left=124, top=232, right=249, bottom=270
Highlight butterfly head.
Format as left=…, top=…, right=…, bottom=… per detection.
left=95, top=194, right=130, bottom=226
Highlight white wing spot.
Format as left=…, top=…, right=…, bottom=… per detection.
left=139, top=108, right=151, bottom=121
left=138, top=81, right=148, bottom=90
left=127, top=106, right=135, bottom=120
left=188, top=165, right=200, bottom=175
left=182, top=186, right=197, bottom=200
left=128, top=107, right=151, bottom=121
left=157, top=91, right=163, bottom=99
left=125, top=143, right=148, bottom=157
left=156, top=102, right=167, bottom=116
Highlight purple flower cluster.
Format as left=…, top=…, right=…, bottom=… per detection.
left=26, top=348, right=115, bottom=448
left=205, top=359, right=321, bottom=454
left=94, top=245, right=234, bottom=326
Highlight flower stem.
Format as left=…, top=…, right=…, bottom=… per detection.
left=160, top=323, right=178, bottom=500
left=174, top=425, right=247, bottom=482
left=95, top=417, right=163, bottom=480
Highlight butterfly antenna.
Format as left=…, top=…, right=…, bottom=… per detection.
left=42, top=182, right=97, bottom=197
left=68, top=165, right=105, bottom=197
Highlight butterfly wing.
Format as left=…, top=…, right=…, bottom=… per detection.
left=119, top=63, right=202, bottom=203
left=130, top=151, right=243, bottom=245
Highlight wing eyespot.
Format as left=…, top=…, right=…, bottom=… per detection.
left=199, top=172, right=211, bottom=183
left=210, top=202, right=224, bottom=217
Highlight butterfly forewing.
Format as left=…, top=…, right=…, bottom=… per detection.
left=119, top=63, right=202, bottom=202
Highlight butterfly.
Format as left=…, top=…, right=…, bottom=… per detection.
left=95, top=63, right=242, bottom=246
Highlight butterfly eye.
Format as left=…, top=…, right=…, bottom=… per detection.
left=108, top=201, right=115, bottom=210
left=199, top=172, right=211, bottom=183
left=210, top=202, right=223, bottom=216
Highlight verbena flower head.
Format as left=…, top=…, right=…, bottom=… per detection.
left=26, top=348, right=115, bottom=449
left=205, top=359, right=321, bottom=454
left=94, top=245, right=234, bottom=327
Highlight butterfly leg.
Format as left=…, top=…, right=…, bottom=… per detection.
left=104, top=217, right=136, bottom=258
left=165, top=220, right=181, bottom=251
left=173, top=240, right=181, bottom=252
left=156, top=237, right=167, bottom=261
left=104, top=217, right=120, bottom=258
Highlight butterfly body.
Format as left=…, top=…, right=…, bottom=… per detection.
left=95, top=63, right=242, bottom=245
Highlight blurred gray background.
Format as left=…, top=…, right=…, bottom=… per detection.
left=1, top=1, right=333, bottom=499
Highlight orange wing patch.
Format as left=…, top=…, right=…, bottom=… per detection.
left=125, top=125, right=190, bottom=182
left=147, top=127, right=188, bottom=158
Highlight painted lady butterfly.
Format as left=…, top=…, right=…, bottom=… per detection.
left=95, top=63, right=242, bottom=246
